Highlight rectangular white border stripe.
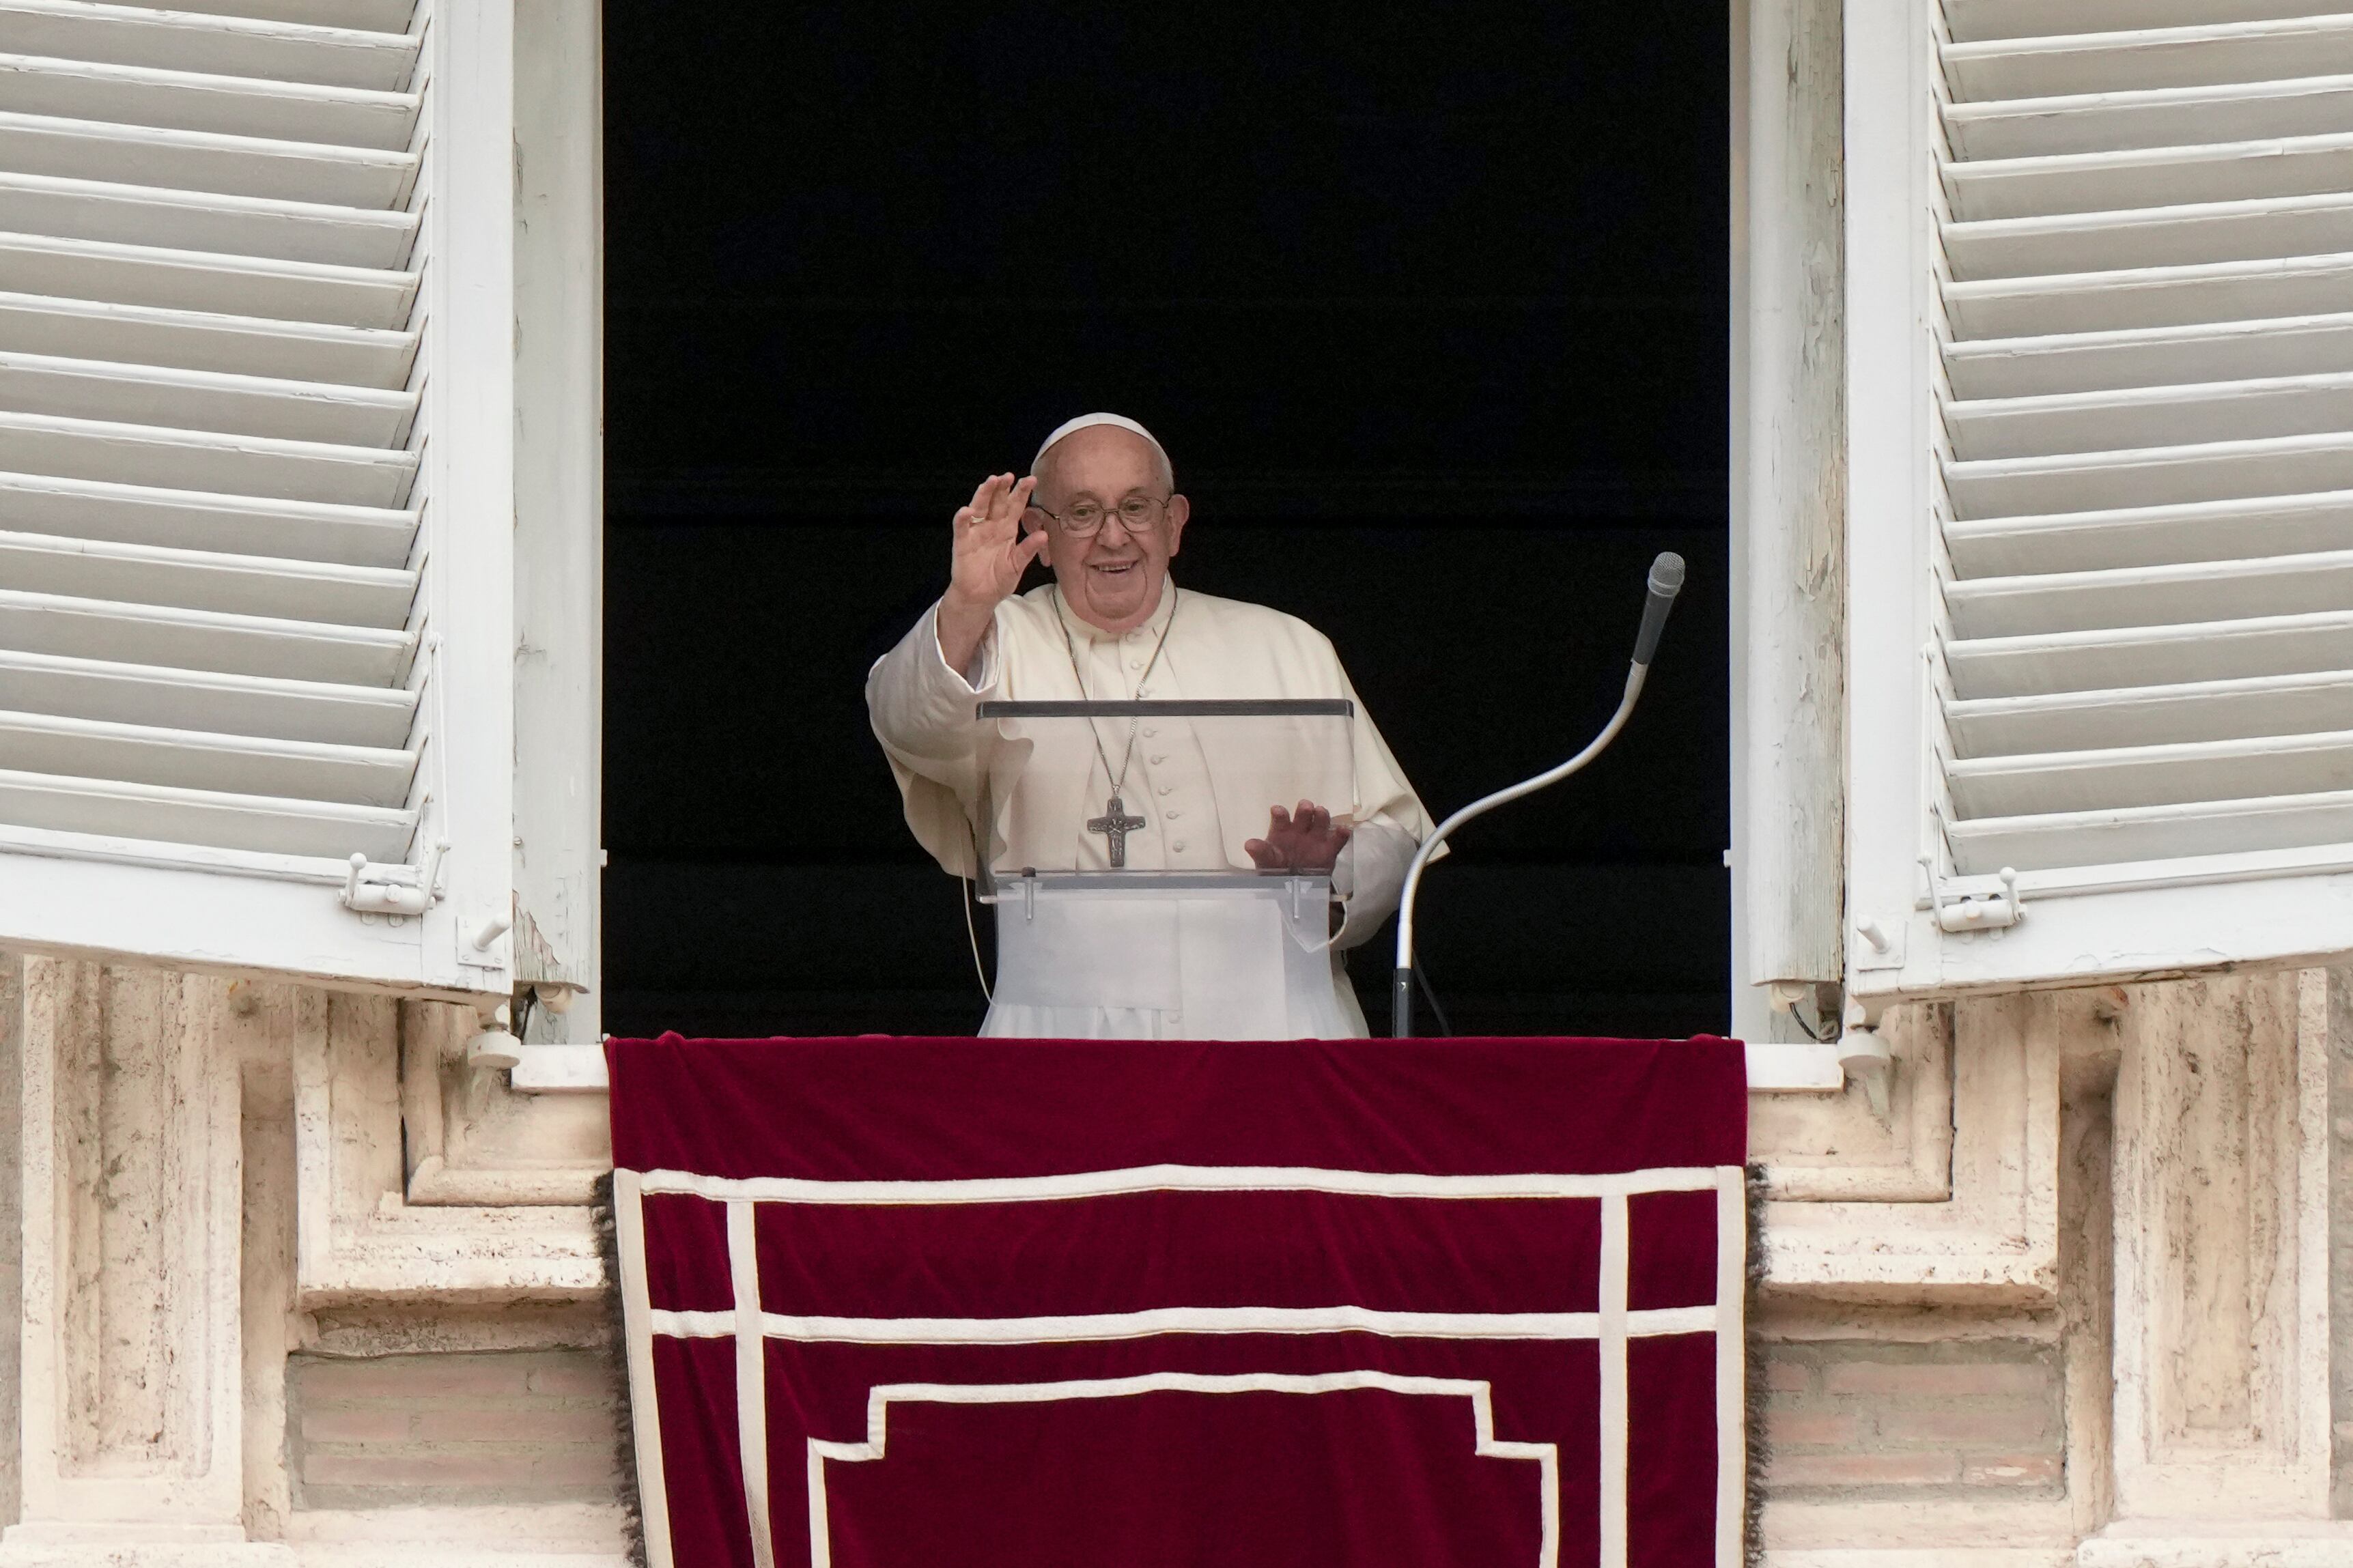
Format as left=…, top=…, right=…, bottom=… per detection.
left=806, top=1373, right=1560, bottom=1568
left=1598, top=1192, right=1631, bottom=1568
left=611, top=1170, right=676, bottom=1568
left=647, top=1303, right=1717, bottom=1344
left=1714, top=1167, right=1747, bottom=1568
left=727, top=1200, right=776, bottom=1568
left=634, top=1163, right=1730, bottom=1203
left=618, top=1160, right=1746, bottom=1567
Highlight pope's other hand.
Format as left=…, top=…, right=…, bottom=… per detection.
left=1245, top=800, right=1351, bottom=874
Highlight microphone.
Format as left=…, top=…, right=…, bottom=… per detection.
left=1393, top=549, right=1691, bottom=1037
left=1632, top=552, right=1685, bottom=668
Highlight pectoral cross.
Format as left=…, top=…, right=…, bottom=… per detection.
left=1087, top=795, right=1146, bottom=868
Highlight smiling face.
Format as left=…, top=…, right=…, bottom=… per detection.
left=1026, top=425, right=1188, bottom=635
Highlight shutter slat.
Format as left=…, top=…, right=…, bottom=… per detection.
left=1946, top=431, right=2353, bottom=517
left=1945, top=15, right=2353, bottom=100
left=0, top=470, right=415, bottom=565
left=1947, top=371, right=2353, bottom=459
left=0, top=528, right=414, bottom=624
left=1948, top=670, right=2353, bottom=754
left=0, top=169, right=413, bottom=266
left=1945, top=191, right=2353, bottom=279
left=1946, top=490, right=2353, bottom=575
left=1945, top=610, right=2353, bottom=698
left=1947, top=132, right=2353, bottom=221
left=0, top=586, right=409, bottom=683
left=1945, top=313, right=2353, bottom=399
left=1946, top=75, right=2353, bottom=160
left=1947, top=253, right=2353, bottom=338
left=0, top=646, right=414, bottom=745
left=0, top=3, right=416, bottom=91
left=0, top=110, right=414, bottom=207
left=1949, top=728, right=2353, bottom=814
left=147, top=3, right=414, bottom=33
left=0, top=53, right=419, bottom=148
left=0, top=706, right=412, bottom=803
left=1947, top=550, right=2353, bottom=636
left=1949, top=0, right=2345, bottom=46
left=0, top=231, right=414, bottom=326
left=1948, top=788, right=2353, bottom=872
left=0, top=765, right=412, bottom=857
left=0, top=347, right=414, bottom=444
left=0, top=290, right=416, bottom=384
left=0, top=409, right=415, bottom=504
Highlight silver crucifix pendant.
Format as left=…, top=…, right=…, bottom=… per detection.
left=1087, top=795, right=1146, bottom=868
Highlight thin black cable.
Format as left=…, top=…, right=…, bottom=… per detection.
left=1789, top=993, right=1835, bottom=1042
left=1413, top=952, right=1457, bottom=1038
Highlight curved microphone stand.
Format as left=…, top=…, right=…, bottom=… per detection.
left=1391, top=552, right=1687, bottom=1038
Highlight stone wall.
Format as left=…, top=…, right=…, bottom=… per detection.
left=1760, top=1339, right=2065, bottom=1496
left=0, top=953, right=620, bottom=1566
left=2333, top=968, right=2353, bottom=1522
left=288, top=1352, right=623, bottom=1511
left=0, top=950, right=2346, bottom=1564
left=1752, top=969, right=2346, bottom=1566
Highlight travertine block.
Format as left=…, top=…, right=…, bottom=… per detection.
left=2, top=958, right=287, bottom=1565
left=287, top=1352, right=623, bottom=1513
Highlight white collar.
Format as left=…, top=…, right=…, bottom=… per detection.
left=1053, top=575, right=1176, bottom=644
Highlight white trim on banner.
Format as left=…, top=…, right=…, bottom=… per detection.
left=727, top=1199, right=775, bottom=1568
left=647, top=1303, right=1716, bottom=1343
left=634, top=1162, right=1730, bottom=1203
left=615, top=1159, right=1749, bottom=1568
left=806, top=1373, right=1562, bottom=1568
left=610, top=1169, right=676, bottom=1568
left=1715, top=1167, right=1748, bottom=1568
left=1598, top=1191, right=1631, bottom=1568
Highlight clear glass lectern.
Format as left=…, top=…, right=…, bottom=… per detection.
left=970, top=699, right=1362, bottom=1038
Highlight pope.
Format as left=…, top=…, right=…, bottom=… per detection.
left=866, top=413, right=1435, bottom=1038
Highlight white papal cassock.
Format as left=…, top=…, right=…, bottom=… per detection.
left=867, top=579, right=1436, bottom=1038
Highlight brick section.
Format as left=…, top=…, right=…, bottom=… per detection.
left=1758, top=1340, right=2063, bottom=1501
left=289, top=1350, right=623, bottom=1511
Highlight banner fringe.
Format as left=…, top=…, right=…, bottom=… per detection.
left=591, top=1169, right=649, bottom=1568
left=1745, top=1161, right=1769, bottom=1568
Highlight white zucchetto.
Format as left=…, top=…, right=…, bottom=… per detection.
left=1030, top=412, right=1170, bottom=475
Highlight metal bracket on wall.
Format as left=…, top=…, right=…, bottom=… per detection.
left=1921, top=857, right=2025, bottom=935
left=340, top=841, right=447, bottom=918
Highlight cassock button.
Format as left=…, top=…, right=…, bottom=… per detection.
left=1143, top=727, right=1157, bottom=737
left=1172, top=840, right=1187, bottom=852
left=1158, top=784, right=1174, bottom=795
left=1150, top=754, right=1166, bottom=764
left=1167, top=809, right=1183, bottom=819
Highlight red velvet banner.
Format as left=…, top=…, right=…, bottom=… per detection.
left=608, top=1035, right=1748, bottom=1568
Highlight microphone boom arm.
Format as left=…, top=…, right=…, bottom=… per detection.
left=1390, top=553, right=1684, bottom=1038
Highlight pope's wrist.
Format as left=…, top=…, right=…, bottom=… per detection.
left=940, top=587, right=998, bottom=621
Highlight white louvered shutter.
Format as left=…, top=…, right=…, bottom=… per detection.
left=1846, top=0, right=2353, bottom=997
left=0, top=0, right=528, bottom=995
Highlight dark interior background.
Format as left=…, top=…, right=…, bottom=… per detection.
left=601, top=4, right=1730, bottom=1039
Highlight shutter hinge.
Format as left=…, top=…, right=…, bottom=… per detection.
left=1921, top=857, right=2025, bottom=933
left=342, top=840, right=447, bottom=917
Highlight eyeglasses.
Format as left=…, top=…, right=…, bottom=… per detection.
left=1030, top=494, right=1172, bottom=538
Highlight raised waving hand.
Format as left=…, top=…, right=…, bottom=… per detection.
left=938, top=472, right=1044, bottom=675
